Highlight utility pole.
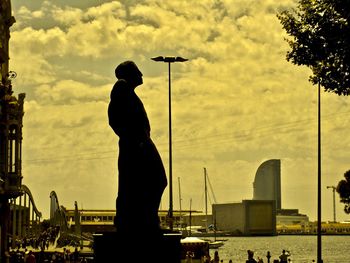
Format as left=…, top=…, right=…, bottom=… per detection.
left=326, top=186, right=336, bottom=222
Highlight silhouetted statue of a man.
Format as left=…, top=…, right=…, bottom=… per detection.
left=108, top=61, right=167, bottom=237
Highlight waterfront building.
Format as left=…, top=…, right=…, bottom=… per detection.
left=58, top=206, right=202, bottom=234
left=277, top=221, right=350, bottom=235
left=253, top=159, right=281, bottom=210
left=213, top=200, right=277, bottom=236
left=277, top=209, right=309, bottom=226
left=253, top=159, right=310, bottom=228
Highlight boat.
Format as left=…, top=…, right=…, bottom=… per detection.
left=181, top=168, right=226, bottom=250
left=208, top=240, right=224, bottom=249
left=180, top=237, right=209, bottom=263
left=203, top=168, right=225, bottom=249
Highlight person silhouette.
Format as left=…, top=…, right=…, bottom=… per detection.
left=108, top=61, right=167, bottom=237
left=246, top=250, right=258, bottom=263
left=279, top=250, right=291, bottom=263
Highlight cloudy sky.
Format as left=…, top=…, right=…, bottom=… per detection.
left=9, top=0, right=350, bottom=221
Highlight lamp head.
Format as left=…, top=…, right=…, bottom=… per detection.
left=175, top=57, right=188, bottom=62
left=151, top=56, right=188, bottom=63
left=151, top=56, right=165, bottom=62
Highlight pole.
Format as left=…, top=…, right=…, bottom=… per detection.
left=327, top=186, right=336, bottom=222
left=317, top=81, right=322, bottom=263
left=332, top=187, right=336, bottom=222
left=151, top=56, right=188, bottom=231
left=178, top=177, right=182, bottom=228
left=13, top=198, right=17, bottom=248
left=189, top=198, right=192, bottom=236
left=204, top=167, right=208, bottom=232
left=168, top=62, right=173, bottom=230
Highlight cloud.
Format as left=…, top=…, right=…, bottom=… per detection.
left=10, top=0, right=350, bottom=221
left=33, top=80, right=109, bottom=105
left=52, top=6, right=84, bottom=26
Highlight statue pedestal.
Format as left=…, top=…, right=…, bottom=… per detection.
left=93, top=231, right=182, bottom=263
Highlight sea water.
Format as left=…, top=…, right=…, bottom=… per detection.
left=208, top=235, right=350, bottom=263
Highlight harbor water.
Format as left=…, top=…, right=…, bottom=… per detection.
left=207, top=235, right=350, bottom=263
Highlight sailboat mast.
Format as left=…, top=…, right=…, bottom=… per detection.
left=178, top=177, right=182, bottom=227
left=204, top=167, right=208, bottom=232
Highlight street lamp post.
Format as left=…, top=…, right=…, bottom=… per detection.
left=317, top=81, right=322, bottom=263
left=151, top=56, right=188, bottom=231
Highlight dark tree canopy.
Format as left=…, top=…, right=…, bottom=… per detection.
left=336, top=170, right=350, bottom=213
left=277, top=0, right=350, bottom=95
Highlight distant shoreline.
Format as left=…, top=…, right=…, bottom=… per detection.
left=189, top=232, right=350, bottom=237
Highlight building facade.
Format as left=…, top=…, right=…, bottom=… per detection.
left=57, top=207, right=202, bottom=234
left=1, top=1, right=27, bottom=259
left=213, top=200, right=277, bottom=236
left=0, top=0, right=15, bottom=81
left=253, top=159, right=281, bottom=210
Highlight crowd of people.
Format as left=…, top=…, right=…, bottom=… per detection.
left=185, top=249, right=291, bottom=263
left=244, top=249, right=291, bottom=263
left=7, top=247, right=89, bottom=263
left=11, top=227, right=60, bottom=251
left=8, top=223, right=293, bottom=263
left=6, top=226, right=92, bottom=263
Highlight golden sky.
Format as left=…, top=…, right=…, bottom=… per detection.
left=10, top=0, right=350, bottom=221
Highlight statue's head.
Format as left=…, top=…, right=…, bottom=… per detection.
left=115, top=61, right=143, bottom=88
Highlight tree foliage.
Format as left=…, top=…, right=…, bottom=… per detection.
left=277, top=0, right=350, bottom=95
left=336, top=170, right=350, bottom=213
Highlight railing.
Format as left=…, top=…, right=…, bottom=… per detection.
left=10, top=184, right=42, bottom=239
left=50, top=190, right=68, bottom=231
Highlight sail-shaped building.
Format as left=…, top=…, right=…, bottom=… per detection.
left=253, top=159, right=281, bottom=210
